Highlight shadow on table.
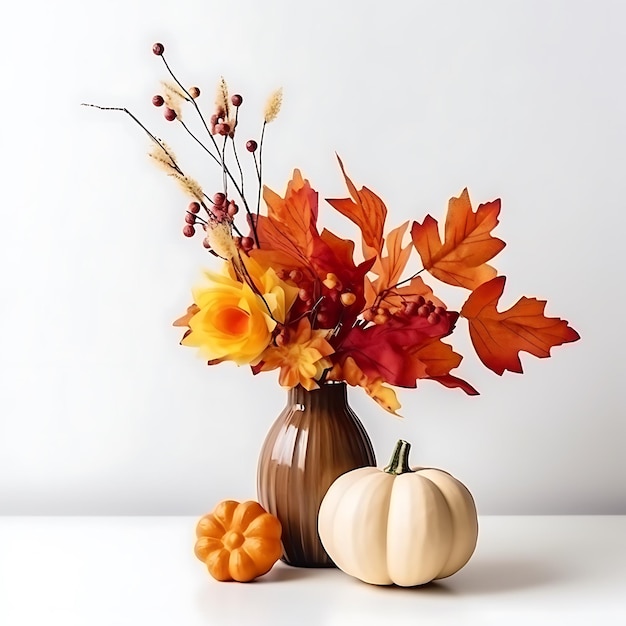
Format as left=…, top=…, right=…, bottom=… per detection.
left=357, top=557, right=566, bottom=596
left=253, top=564, right=314, bottom=583
left=450, top=557, right=567, bottom=594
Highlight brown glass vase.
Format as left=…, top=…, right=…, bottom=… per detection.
left=257, top=382, right=376, bottom=567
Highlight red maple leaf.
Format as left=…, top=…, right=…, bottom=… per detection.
left=460, top=276, right=580, bottom=375
left=336, top=312, right=460, bottom=388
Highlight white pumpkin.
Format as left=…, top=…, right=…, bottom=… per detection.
left=318, top=439, right=478, bottom=586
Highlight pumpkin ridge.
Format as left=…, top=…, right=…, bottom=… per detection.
left=417, top=473, right=456, bottom=578
left=387, top=473, right=453, bottom=586
left=207, top=547, right=231, bottom=581
left=244, top=513, right=282, bottom=539
left=212, top=500, right=239, bottom=531
left=233, top=500, right=267, bottom=531
left=336, top=470, right=394, bottom=585
left=196, top=515, right=227, bottom=538
left=229, top=546, right=259, bottom=582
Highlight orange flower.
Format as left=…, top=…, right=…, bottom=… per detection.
left=260, top=319, right=334, bottom=390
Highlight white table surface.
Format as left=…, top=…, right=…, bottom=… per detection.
left=0, top=516, right=625, bottom=626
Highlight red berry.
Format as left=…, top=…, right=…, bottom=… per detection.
left=298, top=288, right=310, bottom=301
left=231, top=94, right=243, bottom=106
left=182, top=224, right=195, bottom=237
left=404, top=301, right=419, bottom=316
left=241, top=236, right=254, bottom=251
left=289, top=269, right=303, bottom=283
left=213, top=192, right=226, bottom=206
left=215, top=123, right=230, bottom=136
left=427, top=312, right=441, bottom=325
left=188, top=201, right=200, bottom=214
left=417, top=305, right=430, bottom=317
left=246, top=140, right=258, bottom=152
left=210, top=114, right=219, bottom=125
left=184, top=213, right=196, bottom=225
left=152, top=95, right=164, bottom=107
left=328, top=289, right=340, bottom=302
left=189, top=87, right=201, bottom=99
left=434, top=306, right=446, bottom=316
left=152, top=42, right=164, bottom=56
left=340, top=292, right=356, bottom=307
left=317, top=312, right=330, bottom=326
left=164, top=107, right=177, bottom=121
left=202, top=238, right=211, bottom=249
left=363, top=309, right=375, bottom=322
left=227, top=201, right=239, bottom=217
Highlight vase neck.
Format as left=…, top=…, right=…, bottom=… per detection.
left=287, top=383, right=348, bottom=411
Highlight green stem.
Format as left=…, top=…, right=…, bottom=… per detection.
left=384, top=440, right=415, bottom=475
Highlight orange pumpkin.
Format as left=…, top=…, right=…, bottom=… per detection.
left=194, top=500, right=283, bottom=582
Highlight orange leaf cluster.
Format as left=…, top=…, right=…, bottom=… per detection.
left=175, top=156, right=579, bottom=414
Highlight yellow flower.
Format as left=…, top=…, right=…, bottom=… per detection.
left=180, top=259, right=298, bottom=366
left=260, top=318, right=334, bottom=390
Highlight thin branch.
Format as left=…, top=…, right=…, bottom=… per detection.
left=179, top=120, right=221, bottom=166
left=82, top=104, right=183, bottom=175
left=82, top=103, right=224, bottom=222
left=256, top=121, right=267, bottom=219
left=231, top=108, right=245, bottom=195
left=221, top=134, right=228, bottom=195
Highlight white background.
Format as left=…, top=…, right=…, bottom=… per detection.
left=0, top=0, right=624, bottom=515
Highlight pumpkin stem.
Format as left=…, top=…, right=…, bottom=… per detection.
left=384, top=440, right=415, bottom=475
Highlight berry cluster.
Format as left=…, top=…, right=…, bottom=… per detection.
left=363, top=294, right=445, bottom=326
left=147, top=43, right=268, bottom=258
left=151, top=86, right=201, bottom=122
left=182, top=201, right=203, bottom=238
left=275, top=270, right=357, bottom=330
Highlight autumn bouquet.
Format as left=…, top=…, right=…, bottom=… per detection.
left=87, top=43, right=579, bottom=415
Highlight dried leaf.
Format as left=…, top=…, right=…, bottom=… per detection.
left=336, top=311, right=459, bottom=388
left=326, top=156, right=387, bottom=257
left=411, top=189, right=505, bottom=290
left=460, top=276, right=580, bottom=375
left=366, top=221, right=413, bottom=306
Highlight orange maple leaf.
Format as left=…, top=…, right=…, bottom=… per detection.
left=253, top=169, right=319, bottom=274
left=460, top=276, right=580, bottom=375
left=411, top=338, right=478, bottom=395
left=411, top=188, right=506, bottom=290
left=365, top=221, right=412, bottom=308
left=326, top=156, right=387, bottom=257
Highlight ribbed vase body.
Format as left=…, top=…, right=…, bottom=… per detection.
left=257, top=382, right=376, bottom=567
